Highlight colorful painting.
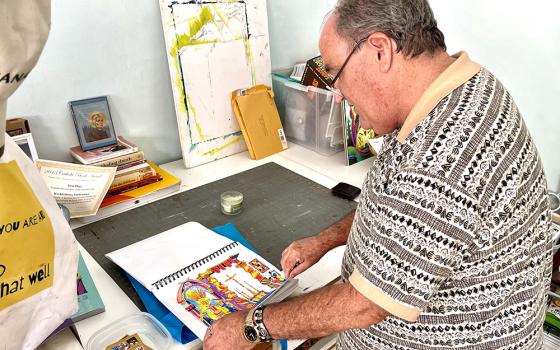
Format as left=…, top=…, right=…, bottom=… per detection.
left=342, top=101, right=377, bottom=165
left=249, top=258, right=269, bottom=273
left=269, top=270, right=282, bottom=280
left=159, top=0, right=272, bottom=168
left=176, top=254, right=284, bottom=326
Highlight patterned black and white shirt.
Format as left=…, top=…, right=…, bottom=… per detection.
left=338, top=54, right=552, bottom=349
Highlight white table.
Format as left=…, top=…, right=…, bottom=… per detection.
left=68, top=143, right=372, bottom=349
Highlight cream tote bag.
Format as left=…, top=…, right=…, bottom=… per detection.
left=0, top=1, right=79, bottom=349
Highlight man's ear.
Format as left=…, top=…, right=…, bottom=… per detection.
left=366, top=32, right=394, bottom=73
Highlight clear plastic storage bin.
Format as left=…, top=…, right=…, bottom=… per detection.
left=87, top=312, right=172, bottom=350
left=272, top=71, right=343, bottom=156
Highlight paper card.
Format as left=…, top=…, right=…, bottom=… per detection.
left=35, top=160, right=116, bottom=218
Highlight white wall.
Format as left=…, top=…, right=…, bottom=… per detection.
left=268, top=0, right=338, bottom=69
left=430, top=0, right=560, bottom=191
left=6, top=0, right=335, bottom=167
left=7, top=0, right=180, bottom=165
left=6, top=0, right=559, bottom=190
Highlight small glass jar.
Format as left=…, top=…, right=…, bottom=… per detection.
left=221, top=191, right=243, bottom=215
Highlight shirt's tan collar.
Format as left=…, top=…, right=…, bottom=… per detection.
left=396, top=51, right=481, bottom=143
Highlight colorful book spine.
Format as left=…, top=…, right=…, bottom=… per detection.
left=115, top=161, right=150, bottom=175
left=105, top=176, right=163, bottom=197
left=95, top=161, right=180, bottom=211
left=90, top=150, right=145, bottom=167
left=110, top=167, right=157, bottom=189
left=116, top=159, right=146, bottom=172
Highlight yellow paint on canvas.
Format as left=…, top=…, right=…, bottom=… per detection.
left=167, top=4, right=255, bottom=151
left=202, top=135, right=243, bottom=156
left=211, top=4, right=232, bottom=35
left=0, top=161, right=55, bottom=311
left=169, top=5, right=216, bottom=117
left=186, top=94, right=205, bottom=141
left=244, top=40, right=257, bottom=86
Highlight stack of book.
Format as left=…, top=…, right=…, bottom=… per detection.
left=70, top=136, right=181, bottom=222
left=70, top=136, right=153, bottom=190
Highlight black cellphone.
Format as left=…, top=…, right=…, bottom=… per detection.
left=331, top=182, right=361, bottom=200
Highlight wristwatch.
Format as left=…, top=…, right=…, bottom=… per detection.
left=253, top=306, right=273, bottom=342
left=243, top=306, right=273, bottom=343
left=243, top=307, right=260, bottom=344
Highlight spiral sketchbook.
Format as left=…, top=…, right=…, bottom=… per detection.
left=106, top=222, right=297, bottom=339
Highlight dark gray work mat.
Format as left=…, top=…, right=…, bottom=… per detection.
left=73, top=161, right=357, bottom=310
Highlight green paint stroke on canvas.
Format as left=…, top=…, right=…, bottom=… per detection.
left=211, top=4, right=232, bottom=35
left=168, top=4, right=256, bottom=148
left=187, top=6, right=215, bottom=40
left=216, top=3, right=256, bottom=85
left=244, top=39, right=256, bottom=85
left=185, top=94, right=205, bottom=141
left=210, top=4, right=228, bottom=38
left=202, top=135, right=243, bottom=156
left=169, top=5, right=216, bottom=141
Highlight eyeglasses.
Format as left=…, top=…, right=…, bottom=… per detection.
left=326, top=37, right=369, bottom=97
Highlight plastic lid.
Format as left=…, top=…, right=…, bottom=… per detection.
left=86, top=312, right=172, bottom=350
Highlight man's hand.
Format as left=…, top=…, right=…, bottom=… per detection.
left=203, top=311, right=253, bottom=350
left=281, top=235, right=328, bottom=278
left=281, top=211, right=355, bottom=278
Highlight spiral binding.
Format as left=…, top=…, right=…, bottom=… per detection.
left=151, top=241, right=239, bottom=290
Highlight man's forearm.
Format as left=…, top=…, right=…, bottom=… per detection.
left=316, top=210, right=355, bottom=250
left=263, top=282, right=389, bottom=340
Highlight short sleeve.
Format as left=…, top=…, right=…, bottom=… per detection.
left=348, top=170, right=479, bottom=321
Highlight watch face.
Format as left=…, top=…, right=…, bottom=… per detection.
left=244, top=326, right=259, bottom=342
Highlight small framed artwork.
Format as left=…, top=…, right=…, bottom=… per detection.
left=69, top=96, right=117, bottom=151
left=12, top=133, right=39, bottom=161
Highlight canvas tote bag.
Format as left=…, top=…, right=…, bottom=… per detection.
left=0, top=1, right=79, bottom=349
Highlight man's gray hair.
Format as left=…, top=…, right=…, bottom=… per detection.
left=334, top=0, right=446, bottom=57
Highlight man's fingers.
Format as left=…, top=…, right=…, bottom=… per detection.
left=282, top=258, right=294, bottom=277
left=289, top=262, right=309, bottom=278
left=203, top=334, right=218, bottom=350
left=280, top=246, right=294, bottom=270
left=203, top=331, right=211, bottom=349
left=281, top=248, right=297, bottom=271
left=282, top=255, right=296, bottom=276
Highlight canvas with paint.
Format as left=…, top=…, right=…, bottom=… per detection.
left=159, top=0, right=272, bottom=168
left=106, top=222, right=297, bottom=340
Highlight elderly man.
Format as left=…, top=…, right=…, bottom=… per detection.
left=204, top=0, right=552, bottom=349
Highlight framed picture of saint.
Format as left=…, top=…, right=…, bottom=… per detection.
left=69, top=96, right=117, bottom=151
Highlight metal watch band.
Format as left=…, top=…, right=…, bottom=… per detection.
left=245, top=307, right=257, bottom=327
left=253, top=306, right=273, bottom=342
